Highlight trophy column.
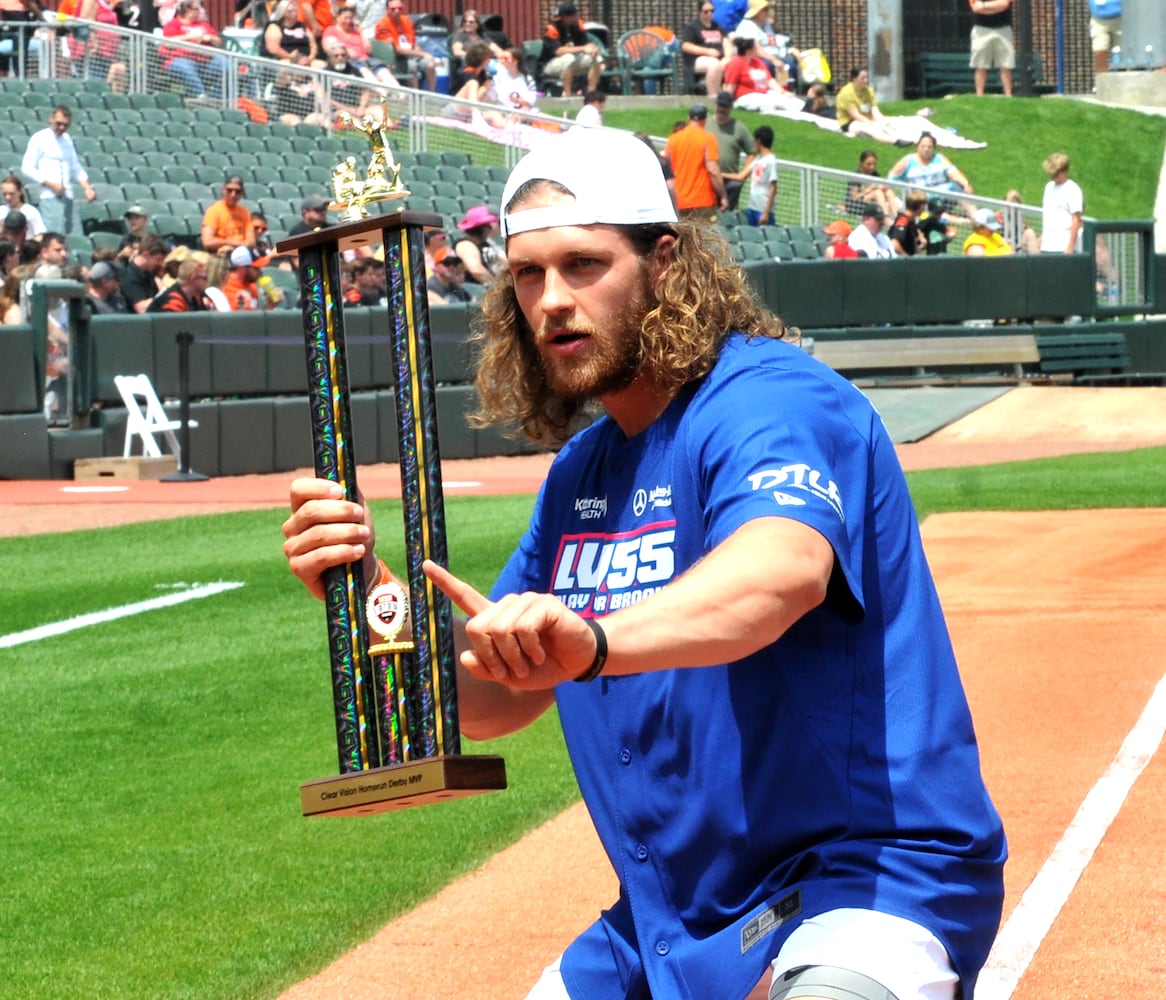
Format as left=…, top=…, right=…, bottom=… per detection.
left=277, top=211, right=506, bottom=817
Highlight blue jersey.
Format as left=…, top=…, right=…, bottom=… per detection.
left=491, top=334, right=1006, bottom=1000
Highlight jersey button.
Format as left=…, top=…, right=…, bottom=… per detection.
left=634, top=843, right=649, bottom=862
left=618, top=747, right=632, bottom=766
left=655, top=940, right=670, bottom=956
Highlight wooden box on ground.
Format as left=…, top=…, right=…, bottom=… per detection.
left=74, top=456, right=178, bottom=480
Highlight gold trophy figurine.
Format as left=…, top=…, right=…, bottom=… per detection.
left=331, top=95, right=409, bottom=221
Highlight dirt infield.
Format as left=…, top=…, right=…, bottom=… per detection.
left=4, top=385, right=1165, bottom=999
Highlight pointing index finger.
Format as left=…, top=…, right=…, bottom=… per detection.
left=423, top=559, right=490, bottom=617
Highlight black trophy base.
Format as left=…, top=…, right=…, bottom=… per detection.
left=301, top=754, right=507, bottom=817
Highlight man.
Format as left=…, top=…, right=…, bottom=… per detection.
left=664, top=104, right=728, bottom=221
left=118, top=204, right=151, bottom=254
left=680, top=0, right=729, bottom=96
left=968, top=0, right=1014, bottom=96
left=373, top=0, right=436, bottom=90
left=36, top=230, right=68, bottom=272
left=20, top=105, right=97, bottom=236
left=0, top=174, right=45, bottom=237
left=120, top=234, right=168, bottom=313
left=343, top=256, right=386, bottom=306
left=201, top=175, right=255, bottom=256
left=709, top=90, right=755, bottom=212
left=538, top=1, right=603, bottom=96
left=222, top=245, right=264, bottom=310
left=1088, top=0, right=1121, bottom=78
left=147, top=256, right=211, bottom=312
left=426, top=246, right=471, bottom=305
left=963, top=207, right=1014, bottom=255
left=822, top=219, right=860, bottom=258
left=282, top=127, right=1006, bottom=1000
left=287, top=193, right=329, bottom=239
left=888, top=189, right=927, bottom=256
left=573, top=89, right=605, bottom=128
left=85, top=260, right=128, bottom=313
left=1039, top=151, right=1083, bottom=254
left=847, top=201, right=894, bottom=258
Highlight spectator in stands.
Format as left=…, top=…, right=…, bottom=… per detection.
left=202, top=251, right=229, bottom=309
left=120, top=233, right=168, bottom=313
left=731, top=0, right=801, bottom=87
left=490, top=46, right=539, bottom=112
left=847, top=202, right=894, bottom=258
left=834, top=68, right=900, bottom=144
left=0, top=0, right=42, bottom=78
left=160, top=0, right=227, bottom=106
left=918, top=196, right=955, bottom=255
left=220, top=245, right=265, bottom=310
left=888, top=132, right=973, bottom=197
left=324, top=43, right=376, bottom=118
left=744, top=125, right=777, bottom=226
left=118, top=204, right=151, bottom=254
left=802, top=83, right=834, bottom=119
left=1088, top=0, right=1121, bottom=79
left=69, top=0, right=130, bottom=91
left=0, top=265, right=31, bottom=325
left=263, top=0, right=324, bottom=67
left=21, top=106, right=96, bottom=237
left=201, top=175, right=256, bottom=256
left=423, top=227, right=446, bottom=277
left=85, top=260, right=128, bottom=313
left=537, top=1, right=603, bottom=97
left=426, top=246, right=471, bottom=305
left=36, top=231, right=68, bottom=273
left=0, top=174, right=45, bottom=237
left=0, top=238, right=17, bottom=282
left=969, top=0, right=1014, bottom=96
left=446, top=41, right=507, bottom=127
left=664, top=104, right=728, bottom=222
left=845, top=150, right=899, bottom=220
left=453, top=205, right=506, bottom=285
left=286, top=193, right=329, bottom=238
left=1002, top=189, right=1040, bottom=254
left=353, top=0, right=386, bottom=39
left=324, top=4, right=397, bottom=84
left=1039, top=151, right=1083, bottom=254
left=573, top=89, right=605, bottom=127
left=963, top=208, right=1014, bottom=255
left=270, top=66, right=327, bottom=124
left=374, top=0, right=437, bottom=90
left=2, top=209, right=29, bottom=252
left=680, top=0, right=729, bottom=97
left=822, top=219, right=860, bottom=258
left=148, top=255, right=212, bottom=311
left=449, top=8, right=505, bottom=76
left=343, top=256, right=386, bottom=305
left=722, top=36, right=802, bottom=112
left=251, top=211, right=276, bottom=259
left=888, top=189, right=928, bottom=256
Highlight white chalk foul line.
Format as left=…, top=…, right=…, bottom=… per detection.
left=0, top=582, right=245, bottom=649
left=977, top=669, right=1166, bottom=1000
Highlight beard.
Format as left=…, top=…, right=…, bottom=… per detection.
left=534, top=282, right=652, bottom=403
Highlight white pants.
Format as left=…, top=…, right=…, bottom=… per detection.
left=525, top=908, right=958, bottom=1000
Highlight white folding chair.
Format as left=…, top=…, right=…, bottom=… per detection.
left=114, top=374, right=195, bottom=462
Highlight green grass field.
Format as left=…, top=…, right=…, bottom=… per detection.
left=1, top=448, right=1164, bottom=999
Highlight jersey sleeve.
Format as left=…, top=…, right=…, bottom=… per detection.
left=682, top=343, right=878, bottom=611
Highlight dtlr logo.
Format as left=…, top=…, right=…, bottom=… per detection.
left=552, top=525, right=677, bottom=613
left=747, top=464, right=845, bottom=522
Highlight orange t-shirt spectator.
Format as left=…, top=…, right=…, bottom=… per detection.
left=664, top=105, right=725, bottom=214
left=222, top=246, right=260, bottom=310
left=201, top=176, right=255, bottom=254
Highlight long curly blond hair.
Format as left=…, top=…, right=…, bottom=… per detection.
left=471, top=218, right=790, bottom=445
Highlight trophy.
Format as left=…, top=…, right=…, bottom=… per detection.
left=276, top=141, right=506, bottom=818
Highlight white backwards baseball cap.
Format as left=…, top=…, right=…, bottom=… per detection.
left=500, top=128, right=679, bottom=239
